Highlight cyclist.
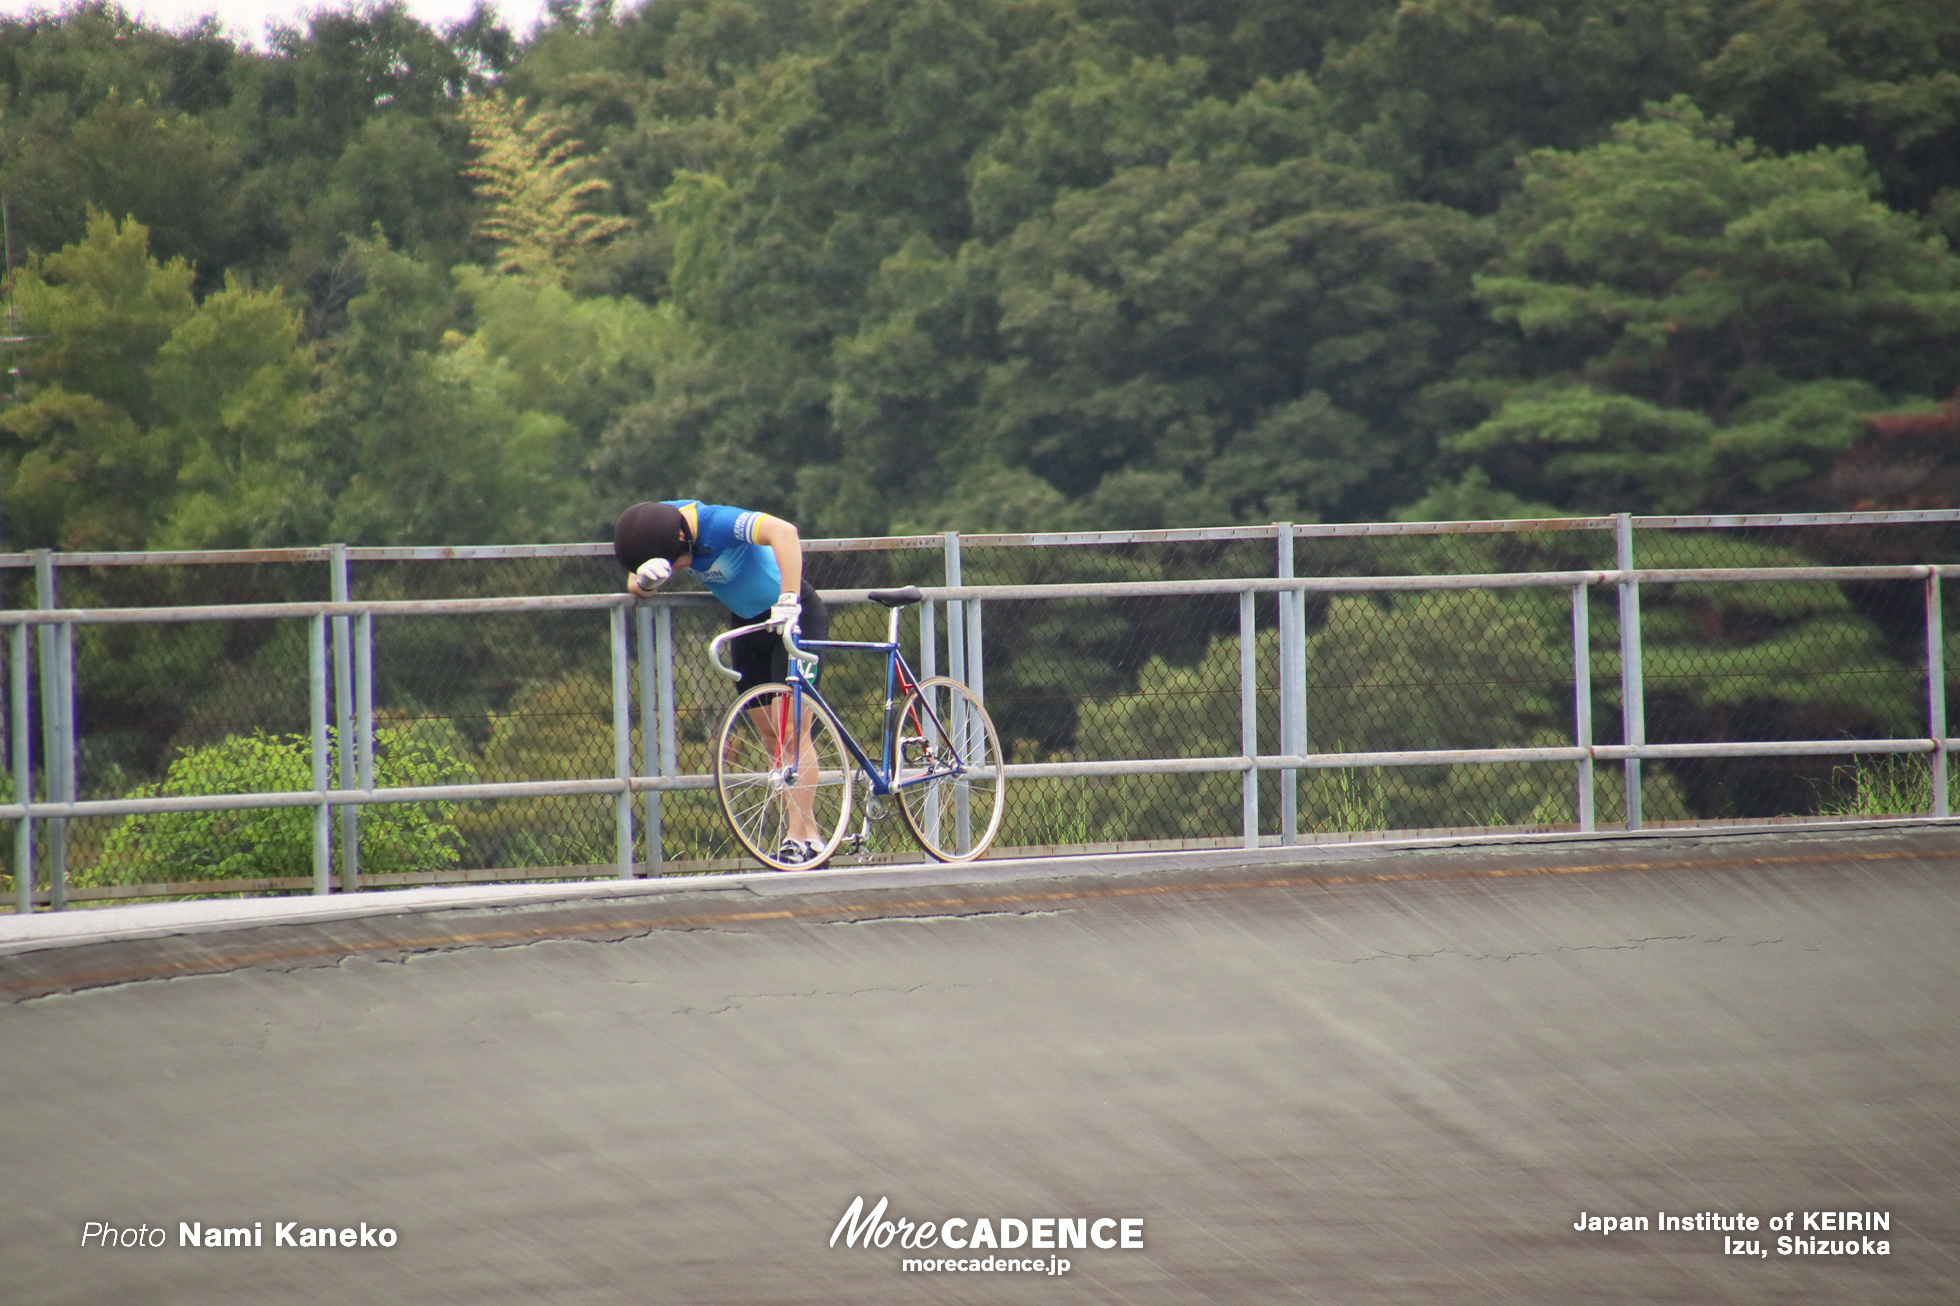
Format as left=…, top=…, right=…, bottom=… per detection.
left=614, top=500, right=832, bottom=865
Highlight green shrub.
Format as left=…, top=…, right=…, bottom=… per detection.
left=81, top=727, right=474, bottom=886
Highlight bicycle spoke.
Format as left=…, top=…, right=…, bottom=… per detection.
left=896, top=678, right=1005, bottom=862
left=715, top=683, right=854, bottom=870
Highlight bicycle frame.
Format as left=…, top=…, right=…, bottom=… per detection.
left=712, top=604, right=973, bottom=802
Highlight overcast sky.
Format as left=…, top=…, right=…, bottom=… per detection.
left=0, top=0, right=554, bottom=48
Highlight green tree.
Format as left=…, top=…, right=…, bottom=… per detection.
left=956, top=72, right=1490, bottom=526
left=0, top=8, right=252, bottom=281
left=1450, top=99, right=1960, bottom=514
left=149, top=273, right=321, bottom=548
left=0, top=91, right=242, bottom=282
left=242, top=3, right=481, bottom=301
left=313, top=240, right=581, bottom=544
left=1322, top=0, right=1723, bottom=212
left=588, top=0, right=1025, bottom=520
left=1699, top=0, right=1960, bottom=217
left=457, top=264, right=672, bottom=435
left=832, top=66, right=1482, bottom=532
left=285, top=112, right=477, bottom=276
left=0, top=211, right=318, bottom=550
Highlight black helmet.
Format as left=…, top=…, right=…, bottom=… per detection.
left=613, top=502, right=691, bottom=571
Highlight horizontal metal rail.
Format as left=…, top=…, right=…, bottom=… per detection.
left=3, top=739, right=1945, bottom=824
left=1007, top=738, right=1943, bottom=780
left=0, top=592, right=701, bottom=625
left=0, top=774, right=721, bottom=822
left=925, top=565, right=1941, bottom=603
left=5, top=509, right=1956, bottom=568
left=956, top=513, right=1954, bottom=547
left=0, top=565, right=1947, bottom=627
left=0, top=536, right=947, bottom=568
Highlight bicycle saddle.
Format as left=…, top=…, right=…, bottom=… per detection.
left=867, top=587, right=924, bottom=607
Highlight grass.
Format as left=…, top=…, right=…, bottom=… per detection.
left=1002, top=778, right=1122, bottom=849
left=1816, top=755, right=1951, bottom=818
left=1307, top=766, right=1389, bottom=834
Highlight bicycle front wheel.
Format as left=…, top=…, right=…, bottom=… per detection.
left=715, top=683, right=852, bottom=870
left=895, top=677, right=1005, bottom=862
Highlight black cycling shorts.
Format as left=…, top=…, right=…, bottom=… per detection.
left=726, top=581, right=828, bottom=693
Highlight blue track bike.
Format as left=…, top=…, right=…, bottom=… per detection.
left=708, top=586, right=1006, bottom=871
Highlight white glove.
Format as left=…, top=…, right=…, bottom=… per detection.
left=769, top=592, right=802, bottom=631
left=632, top=557, right=672, bottom=595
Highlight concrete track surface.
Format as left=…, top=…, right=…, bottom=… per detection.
left=3, top=826, right=1959, bottom=1304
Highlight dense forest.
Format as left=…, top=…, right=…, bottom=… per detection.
left=3, top=0, right=1959, bottom=552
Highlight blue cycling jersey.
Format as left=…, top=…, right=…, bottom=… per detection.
left=667, top=500, right=782, bottom=619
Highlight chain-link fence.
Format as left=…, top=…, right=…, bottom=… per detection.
left=5, top=512, right=1958, bottom=910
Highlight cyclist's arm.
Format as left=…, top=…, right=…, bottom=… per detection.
left=751, top=514, right=803, bottom=597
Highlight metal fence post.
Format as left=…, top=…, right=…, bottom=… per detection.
left=640, top=601, right=679, bottom=874
left=1615, top=514, right=1645, bottom=830
left=611, top=604, right=634, bottom=879
left=945, top=532, right=968, bottom=848
left=11, top=622, right=32, bottom=914
left=944, top=531, right=965, bottom=689
left=331, top=543, right=359, bottom=891
left=356, top=611, right=374, bottom=819
left=657, top=604, right=676, bottom=825
left=49, top=619, right=72, bottom=909
left=636, top=602, right=660, bottom=873
left=53, top=619, right=73, bottom=910
left=34, top=553, right=69, bottom=910
left=1928, top=571, right=1948, bottom=818
left=1276, top=522, right=1298, bottom=845
left=309, top=614, right=331, bottom=894
left=1240, top=587, right=1258, bottom=849
left=966, top=599, right=985, bottom=705
left=1572, top=582, right=1595, bottom=832
left=920, top=597, right=941, bottom=842
left=965, top=596, right=986, bottom=856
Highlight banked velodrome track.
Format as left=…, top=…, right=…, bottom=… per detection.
left=3, top=824, right=1958, bottom=1304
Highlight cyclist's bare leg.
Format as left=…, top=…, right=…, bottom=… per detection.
left=746, top=699, right=821, bottom=843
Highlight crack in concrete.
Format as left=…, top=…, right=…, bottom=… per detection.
left=2, top=919, right=770, bottom=1004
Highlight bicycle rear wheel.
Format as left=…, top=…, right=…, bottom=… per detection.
left=715, top=683, right=852, bottom=870
left=895, top=677, right=1005, bottom=862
